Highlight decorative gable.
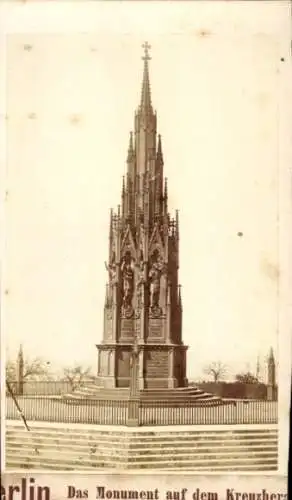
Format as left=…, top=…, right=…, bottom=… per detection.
left=121, top=224, right=137, bottom=259
left=149, top=223, right=164, bottom=256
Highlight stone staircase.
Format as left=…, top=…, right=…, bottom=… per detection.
left=5, top=421, right=278, bottom=471
left=61, top=385, right=224, bottom=405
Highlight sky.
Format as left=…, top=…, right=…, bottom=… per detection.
left=1, top=2, right=291, bottom=382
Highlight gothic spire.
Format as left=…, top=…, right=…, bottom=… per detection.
left=268, top=347, right=275, bottom=363
left=108, top=208, right=113, bottom=263
left=157, top=134, right=163, bottom=163
left=163, top=177, right=168, bottom=216
left=121, top=176, right=126, bottom=218
left=140, top=42, right=152, bottom=113
left=127, top=132, right=134, bottom=163
left=176, top=209, right=179, bottom=239
left=18, top=344, right=23, bottom=360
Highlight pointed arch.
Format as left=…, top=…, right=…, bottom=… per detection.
left=149, top=223, right=164, bottom=257
left=121, top=224, right=137, bottom=260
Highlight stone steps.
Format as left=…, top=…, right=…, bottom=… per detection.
left=5, top=457, right=277, bottom=472
left=5, top=453, right=278, bottom=470
left=6, top=423, right=278, bottom=438
left=121, top=457, right=278, bottom=469
left=6, top=454, right=278, bottom=469
left=144, top=464, right=278, bottom=472
left=6, top=439, right=278, bottom=454
left=5, top=421, right=278, bottom=471
left=7, top=445, right=277, bottom=459
left=61, top=385, right=224, bottom=404
left=6, top=434, right=277, bottom=450
left=6, top=431, right=278, bottom=444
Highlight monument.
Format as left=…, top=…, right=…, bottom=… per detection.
left=96, top=42, right=187, bottom=390
left=64, top=43, right=222, bottom=404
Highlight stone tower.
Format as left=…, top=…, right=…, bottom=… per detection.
left=267, top=347, right=276, bottom=386
left=267, top=347, right=276, bottom=401
left=96, top=43, right=188, bottom=390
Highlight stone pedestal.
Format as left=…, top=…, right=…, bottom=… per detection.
left=97, top=343, right=188, bottom=390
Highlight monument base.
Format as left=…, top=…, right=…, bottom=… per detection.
left=96, top=343, right=188, bottom=390
left=62, top=383, right=224, bottom=405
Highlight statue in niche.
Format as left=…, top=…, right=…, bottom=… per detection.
left=149, top=250, right=165, bottom=310
left=121, top=251, right=135, bottom=309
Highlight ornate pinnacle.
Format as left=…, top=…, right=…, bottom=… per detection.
left=157, top=134, right=163, bottom=162
left=164, top=178, right=168, bottom=204
left=268, top=347, right=275, bottom=363
left=164, top=177, right=168, bottom=196
left=109, top=208, right=113, bottom=236
left=162, top=178, right=168, bottom=217
left=121, top=176, right=126, bottom=218
left=176, top=209, right=179, bottom=237
left=18, top=344, right=23, bottom=360
left=127, top=132, right=134, bottom=162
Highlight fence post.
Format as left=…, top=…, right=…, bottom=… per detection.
left=127, top=397, right=140, bottom=426
left=127, top=339, right=141, bottom=427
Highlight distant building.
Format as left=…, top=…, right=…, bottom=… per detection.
left=267, top=347, right=277, bottom=401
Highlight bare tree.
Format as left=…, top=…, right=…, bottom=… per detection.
left=203, top=361, right=228, bottom=382
left=6, top=357, right=52, bottom=383
left=235, top=372, right=259, bottom=384
left=6, top=360, right=17, bottom=383
left=62, top=365, right=94, bottom=391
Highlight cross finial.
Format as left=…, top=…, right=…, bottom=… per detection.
left=142, top=41, right=151, bottom=61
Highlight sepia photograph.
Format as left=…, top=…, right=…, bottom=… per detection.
left=1, top=1, right=290, bottom=477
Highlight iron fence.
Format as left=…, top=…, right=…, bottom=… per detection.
left=139, top=399, right=278, bottom=425
left=6, top=380, right=95, bottom=396
left=6, top=396, right=129, bottom=425
left=5, top=396, right=278, bottom=426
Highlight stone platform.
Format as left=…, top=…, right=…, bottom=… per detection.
left=5, top=420, right=278, bottom=471
left=61, top=385, right=224, bottom=406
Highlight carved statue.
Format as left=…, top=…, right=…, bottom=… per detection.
left=105, top=261, right=117, bottom=284
left=121, top=253, right=134, bottom=307
left=149, top=254, right=165, bottom=309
